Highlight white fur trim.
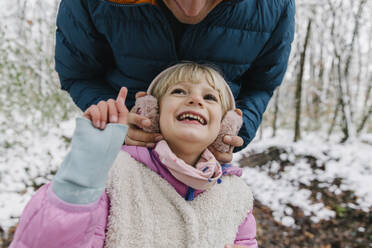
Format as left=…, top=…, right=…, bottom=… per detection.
left=105, top=151, right=253, bottom=248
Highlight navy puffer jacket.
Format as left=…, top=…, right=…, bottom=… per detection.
left=55, top=0, right=295, bottom=150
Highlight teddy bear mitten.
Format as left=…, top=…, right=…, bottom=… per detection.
left=210, top=110, right=243, bottom=153
left=132, top=95, right=160, bottom=133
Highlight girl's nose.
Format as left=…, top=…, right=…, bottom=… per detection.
left=187, top=95, right=203, bottom=107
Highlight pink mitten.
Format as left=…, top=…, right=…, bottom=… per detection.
left=132, top=95, right=160, bottom=133
left=210, top=110, right=243, bottom=153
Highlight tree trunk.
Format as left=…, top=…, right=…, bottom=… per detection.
left=294, top=19, right=312, bottom=142
left=272, top=88, right=280, bottom=137
left=311, top=42, right=324, bottom=130
left=327, top=0, right=367, bottom=142
left=357, top=105, right=372, bottom=134
left=328, top=102, right=340, bottom=140
left=357, top=76, right=372, bottom=134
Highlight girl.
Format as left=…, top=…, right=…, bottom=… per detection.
left=10, top=63, right=257, bottom=248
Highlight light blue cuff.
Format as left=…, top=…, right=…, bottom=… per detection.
left=52, top=117, right=128, bottom=204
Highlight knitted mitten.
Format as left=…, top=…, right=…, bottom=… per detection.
left=209, top=110, right=243, bottom=153
left=131, top=95, right=160, bottom=132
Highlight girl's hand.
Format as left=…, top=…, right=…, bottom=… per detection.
left=125, top=91, right=163, bottom=148
left=209, top=135, right=244, bottom=164
left=83, top=87, right=129, bottom=128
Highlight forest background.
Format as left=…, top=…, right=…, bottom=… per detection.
left=0, top=0, right=371, bottom=247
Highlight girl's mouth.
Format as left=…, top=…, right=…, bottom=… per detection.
left=176, top=112, right=207, bottom=125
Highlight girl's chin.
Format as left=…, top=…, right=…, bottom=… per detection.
left=168, top=131, right=215, bottom=146
left=167, top=137, right=210, bottom=153
left=161, top=122, right=219, bottom=145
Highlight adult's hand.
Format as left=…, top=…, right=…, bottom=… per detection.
left=209, top=135, right=244, bottom=164
left=125, top=91, right=163, bottom=148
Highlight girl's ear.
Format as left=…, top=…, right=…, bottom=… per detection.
left=210, top=109, right=243, bottom=153
left=132, top=95, right=160, bottom=133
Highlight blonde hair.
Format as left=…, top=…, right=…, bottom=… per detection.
left=150, top=63, right=233, bottom=115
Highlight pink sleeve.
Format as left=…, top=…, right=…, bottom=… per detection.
left=10, top=183, right=109, bottom=248
left=234, top=209, right=258, bottom=248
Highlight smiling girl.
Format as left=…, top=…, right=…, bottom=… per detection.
left=10, top=63, right=257, bottom=248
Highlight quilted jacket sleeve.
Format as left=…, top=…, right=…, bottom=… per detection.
left=235, top=0, right=295, bottom=150
left=55, top=0, right=116, bottom=111
left=9, top=183, right=109, bottom=248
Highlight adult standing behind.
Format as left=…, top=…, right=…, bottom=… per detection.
left=55, top=0, right=295, bottom=162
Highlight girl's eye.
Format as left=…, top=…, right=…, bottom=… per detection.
left=204, top=94, right=218, bottom=102
left=171, top=88, right=186, bottom=94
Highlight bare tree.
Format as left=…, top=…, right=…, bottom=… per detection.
left=294, top=19, right=312, bottom=142
left=357, top=75, right=372, bottom=134
left=272, top=88, right=280, bottom=137
left=327, top=0, right=368, bottom=142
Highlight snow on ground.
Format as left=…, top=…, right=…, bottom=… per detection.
left=235, top=128, right=372, bottom=227
left=0, top=116, right=76, bottom=232
left=1, top=118, right=371, bottom=232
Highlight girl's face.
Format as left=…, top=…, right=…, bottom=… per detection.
left=159, top=80, right=223, bottom=151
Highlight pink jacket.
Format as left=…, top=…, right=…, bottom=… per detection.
left=10, top=146, right=257, bottom=248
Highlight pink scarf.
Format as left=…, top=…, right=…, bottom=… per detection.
left=154, top=140, right=222, bottom=190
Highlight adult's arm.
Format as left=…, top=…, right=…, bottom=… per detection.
left=55, top=0, right=116, bottom=111
left=235, top=0, right=295, bottom=151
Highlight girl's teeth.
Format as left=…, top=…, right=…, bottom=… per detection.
left=178, top=113, right=205, bottom=124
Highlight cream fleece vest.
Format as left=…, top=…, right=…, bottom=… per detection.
left=105, top=151, right=253, bottom=248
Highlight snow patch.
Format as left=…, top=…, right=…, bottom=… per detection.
left=239, top=129, right=372, bottom=227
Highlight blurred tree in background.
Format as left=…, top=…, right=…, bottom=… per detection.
left=0, top=0, right=78, bottom=137
left=264, top=0, right=372, bottom=143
